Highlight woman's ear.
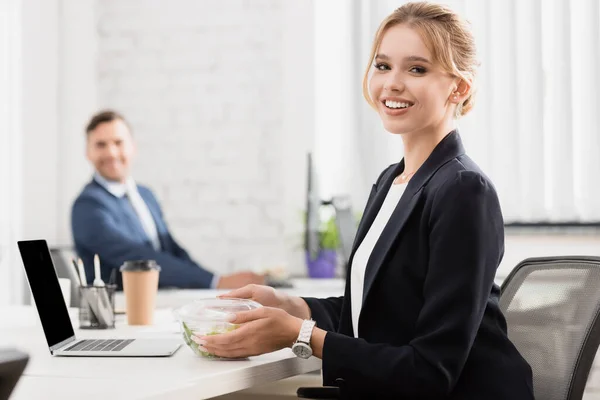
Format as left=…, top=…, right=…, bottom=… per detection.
left=450, top=79, right=471, bottom=104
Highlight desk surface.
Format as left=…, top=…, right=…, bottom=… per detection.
left=2, top=278, right=339, bottom=400
left=6, top=275, right=515, bottom=399
left=3, top=307, right=321, bottom=400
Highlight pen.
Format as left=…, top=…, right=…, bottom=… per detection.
left=77, top=258, right=88, bottom=286
left=93, top=254, right=105, bottom=287
left=109, top=268, right=117, bottom=287
left=71, top=258, right=84, bottom=286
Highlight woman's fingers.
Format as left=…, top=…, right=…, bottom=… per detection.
left=195, top=324, right=251, bottom=347
left=230, top=308, right=267, bottom=324
left=194, top=337, right=251, bottom=359
left=193, top=308, right=288, bottom=359
left=217, top=284, right=256, bottom=299
left=209, top=346, right=254, bottom=359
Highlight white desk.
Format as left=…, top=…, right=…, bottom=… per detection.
left=2, top=277, right=345, bottom=400
left=11, top=375, right=171, bottom=400
left=3, top=306, right=321, bottom=400
left=6, top=275, right=514, bottom=399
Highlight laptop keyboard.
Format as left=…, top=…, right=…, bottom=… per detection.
left=64, top=339, right=135, bottom=352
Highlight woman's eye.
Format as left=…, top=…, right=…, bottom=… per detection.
left=374, top=63, right=390, bottom=71
left=409, top=66, right=426, bottom=74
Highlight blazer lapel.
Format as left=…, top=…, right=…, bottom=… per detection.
left=361, top=173, right=423, bottom=304
left=360, top=130, right=466, bottom=305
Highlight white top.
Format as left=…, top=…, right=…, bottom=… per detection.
left=351, top=182, right=407, bottom=338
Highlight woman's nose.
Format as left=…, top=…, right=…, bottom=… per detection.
left=383, top=71, right=405, bottom=92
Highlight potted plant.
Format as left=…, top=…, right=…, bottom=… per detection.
left=305, top=214, right=340, bottom=278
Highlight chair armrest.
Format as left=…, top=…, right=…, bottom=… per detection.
left=297, top=386, right=340, bottom=399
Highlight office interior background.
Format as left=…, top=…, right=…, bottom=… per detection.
left=1, top=0, right=600, bottom=308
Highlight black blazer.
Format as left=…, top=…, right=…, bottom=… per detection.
left=304, top=131, right=534, bottom=400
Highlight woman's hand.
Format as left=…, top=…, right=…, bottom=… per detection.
left=219, top=284, right=312, bottom=320
left=219, top=284, right=289, bottom=309
left=193, top=307, right=303, bottom=359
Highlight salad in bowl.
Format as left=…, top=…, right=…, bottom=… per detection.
left=173, top=298, right=262, bottom=358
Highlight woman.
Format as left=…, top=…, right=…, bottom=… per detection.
left=195, top=2, right=534, bottom=399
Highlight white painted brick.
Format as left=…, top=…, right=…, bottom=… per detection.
left=134, top=33, right=167, bottom=51
left=99, top=35, right=135, bottom=52
left=96, top=0, right=291, bottom=275
left=113, top=72, right=171, bottom=92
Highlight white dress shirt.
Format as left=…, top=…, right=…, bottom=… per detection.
left=351, top=182, right=407, bottom=338
left=93, top=173, right=161, bottom=250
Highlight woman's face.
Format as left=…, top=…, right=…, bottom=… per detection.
left=368, top=24, right=461, bottom=136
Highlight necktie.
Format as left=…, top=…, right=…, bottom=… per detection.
left=125, top=182, right=161, bottom=251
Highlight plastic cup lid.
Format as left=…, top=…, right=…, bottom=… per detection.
left=119, top=260, right=161, bottom=272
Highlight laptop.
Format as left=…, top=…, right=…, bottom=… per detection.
left=18, top=239, right=181, bottom=357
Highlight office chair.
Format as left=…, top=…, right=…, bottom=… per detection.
left=49, top=247, right=80, bottom=307
left=330, top=195, right=357, bottom=274
left=0, top=348, right=29, bottom=400
left=297, top=256, right=600, bottom=399
left=499, top=256, right=600, bottom=400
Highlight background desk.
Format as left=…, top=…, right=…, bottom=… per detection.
left=115, top=278, right=346, bottom=310
left=114, top=275, right=504, bottom=311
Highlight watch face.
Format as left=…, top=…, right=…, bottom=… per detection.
left=293, top=343, right=312, bottom=359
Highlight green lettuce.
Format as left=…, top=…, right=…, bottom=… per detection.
left=181, top=321, right=239, bottom=358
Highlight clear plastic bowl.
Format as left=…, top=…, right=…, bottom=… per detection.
left=173, top=298, right=262, bottom=358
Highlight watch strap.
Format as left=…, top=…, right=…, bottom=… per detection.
left=296, top=319, right=316, bottom=344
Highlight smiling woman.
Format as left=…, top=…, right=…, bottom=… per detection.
left=318, top=0, right=600, bottom=224
left=200, top=2, right=535, bottom=399
left=363, top=6, right=476, bottom=134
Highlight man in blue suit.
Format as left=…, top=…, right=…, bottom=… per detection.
left=71, top=110, right=265, bottom=289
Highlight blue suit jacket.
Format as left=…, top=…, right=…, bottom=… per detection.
left=71, top=179, right=214, bottom=288
left=303, top=131, right=534, bottom=399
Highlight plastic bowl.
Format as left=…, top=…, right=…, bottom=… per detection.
left=173, top=298, right=262, bottom=358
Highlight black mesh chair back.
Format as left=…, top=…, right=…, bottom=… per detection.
left=499, top=256, right=600, bottom=400
left=0, top=348, right=29, bottom=399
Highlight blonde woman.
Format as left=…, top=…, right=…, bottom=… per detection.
left=196, top=2, right=534, bottom=398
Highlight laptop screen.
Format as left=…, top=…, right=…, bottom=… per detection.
left=17, top=240, right=75, bottom=348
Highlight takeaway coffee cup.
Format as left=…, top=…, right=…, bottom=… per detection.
left=119, top=260, right=161, bottom=325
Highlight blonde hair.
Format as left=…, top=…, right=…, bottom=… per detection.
left=363, top=1, right=478, bottom=118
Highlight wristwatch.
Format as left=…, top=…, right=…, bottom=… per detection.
left=292, top=319, right=316, bottom=359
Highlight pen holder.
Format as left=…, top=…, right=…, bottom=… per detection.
left=79, top=285, right=116, bottom=329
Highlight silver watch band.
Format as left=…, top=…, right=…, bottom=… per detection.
left=297, top=319, right=316, bottom=344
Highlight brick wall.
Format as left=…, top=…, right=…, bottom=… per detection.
left=96, top=0, right=301, bottom=275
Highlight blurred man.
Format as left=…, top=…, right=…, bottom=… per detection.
left=71, top=110, right=265, bottom=289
